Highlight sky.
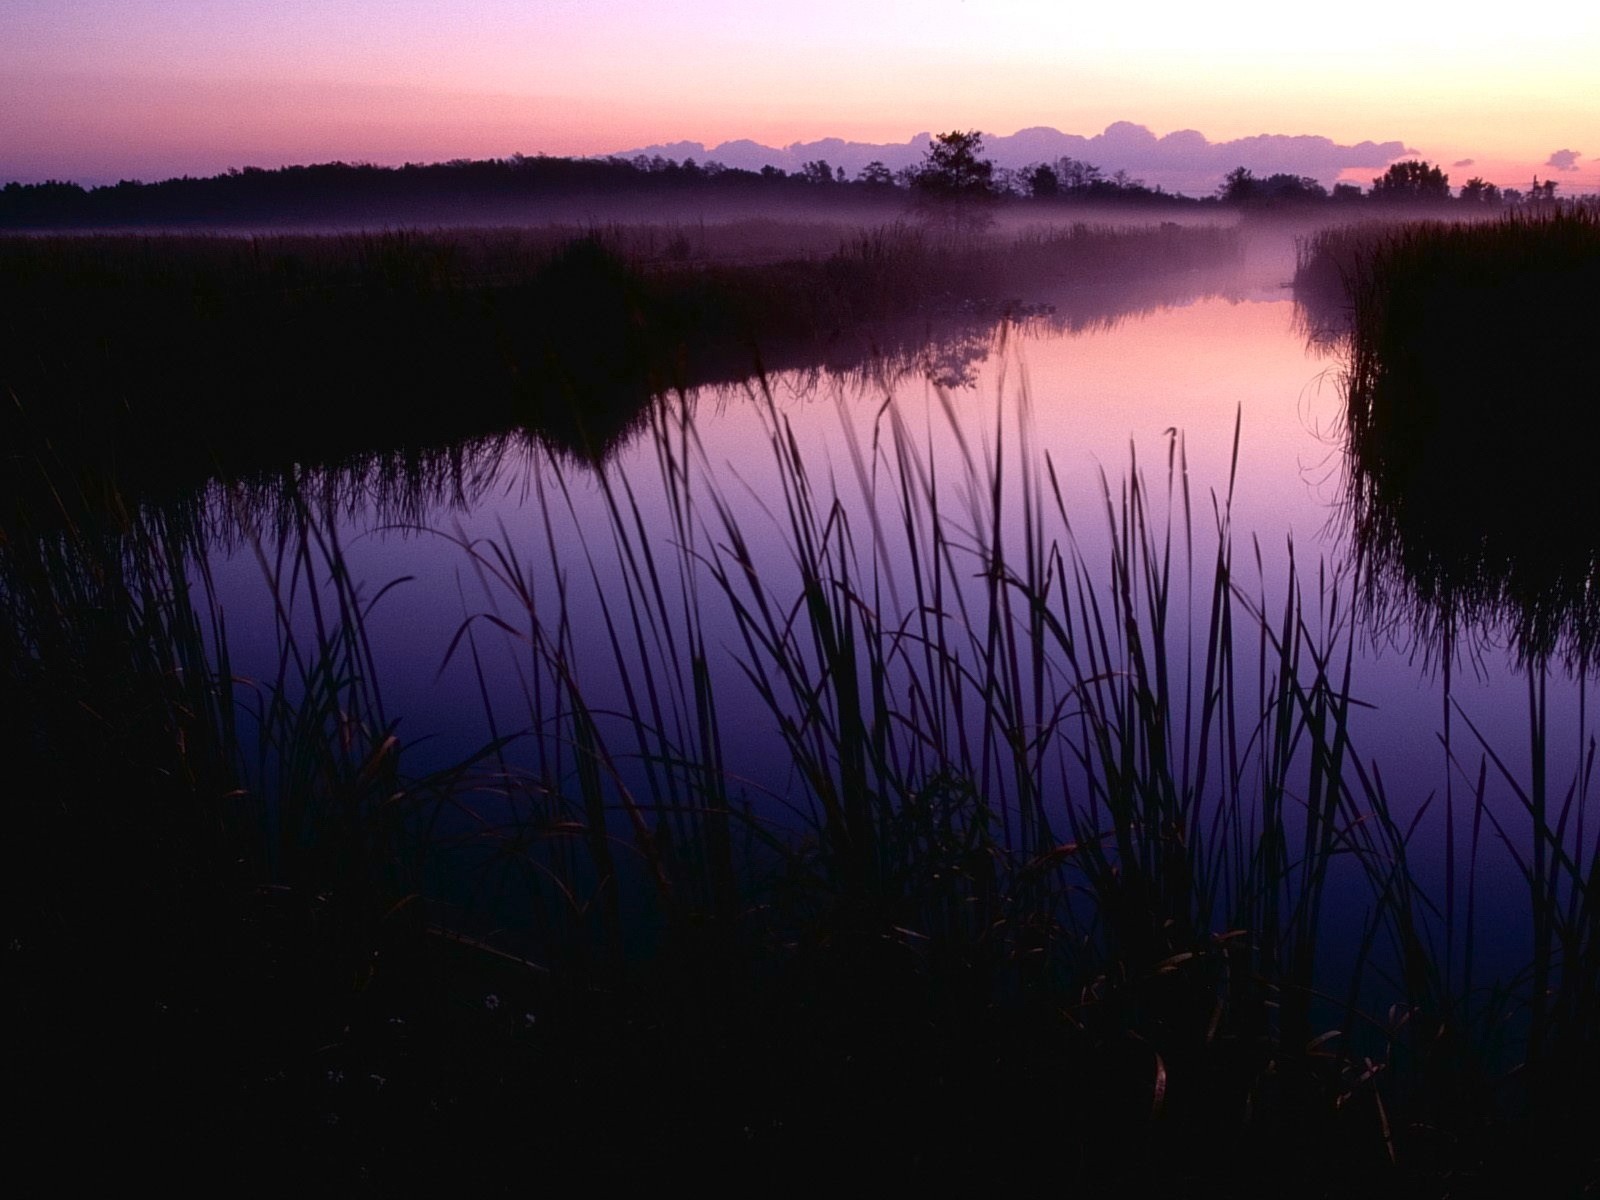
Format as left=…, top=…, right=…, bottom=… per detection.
left=3, top=0, right=1596, bottom=194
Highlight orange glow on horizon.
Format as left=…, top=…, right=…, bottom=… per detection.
left=1, top=1, right=1594, bottom=191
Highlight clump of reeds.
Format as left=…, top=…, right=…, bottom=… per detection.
left=0, top=221, right=1241, bottom=515
left=1, top=453, right=491, bottom=1183
left=1297, top=208, right=1600, bottom=666
left=424, top=364, right=1593, bottom=1187
left=1287, top=213, right=1599, bottom=1186
left=7, top=307, right=1594, bottom=1187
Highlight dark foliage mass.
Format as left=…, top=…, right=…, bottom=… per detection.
left=0, top=222, right=1240, bottom=512
left=1370, top=160, right=1452, bottom=203
left=5, top=211, right=1597, bottom=1195
left=1296, top=210, right=1600, bottom=664
left=1219, top=166, right=1332, bottom=206
left=0, top=154, right=907, bottom=229
left=2, top=147, right=1553, bottom=231
left=0, top=149, right=1181, bottom=230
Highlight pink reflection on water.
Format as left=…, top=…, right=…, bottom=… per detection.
left=687, top=295, right=1346, bottom=565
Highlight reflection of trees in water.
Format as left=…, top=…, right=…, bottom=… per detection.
left=283, top=247, right=1244, bottom=518
left=647, top=262, right=1263, bottom=418
left=919, top=324, right=997, bottom=389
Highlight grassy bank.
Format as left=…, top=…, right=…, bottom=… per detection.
left=5, top=379, right=1594, bottom=1192
left=1293, top=208, right=1600, bottom=665
left=0, top=220, right=1238, bottom=518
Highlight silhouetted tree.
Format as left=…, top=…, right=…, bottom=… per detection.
left=911, top=131, right=997, bottom=231
left=1054, top=157, right=1103, bottom=191
left=856, top=161, right=894, bottom=187
left=1370, top=160, right=1449, bottom=202
left=1028, top=164, right=1059, bottom=198
left=1219, top=166, right=1257, bottom=204
left=1220, top=166, right=1325, bottom=206
left=800, top=160, right=835, bottom=185
left=1459, top=177, right=1502, bottom=204
left=1261, top=173, right=1326, bottom=202
left=991, top=166, right=1027, bottom=197
left=914, top=130, right=995, bottom=201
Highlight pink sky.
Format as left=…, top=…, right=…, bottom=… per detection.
left=3, top=1, right=1595, bottom=193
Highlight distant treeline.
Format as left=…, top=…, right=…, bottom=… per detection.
left=0, top=151, right=1195, bottom=229
left=2, top=145, right=1579, bottom=229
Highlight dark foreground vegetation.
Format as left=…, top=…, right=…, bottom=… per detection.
left=0, top=220, right=1237, bottom=510
left=1295, top=208, right=1600, bottom=665
left=7, top=421, right=1596, bottom=1194
left=4, top=215, right=1596, bottom=1194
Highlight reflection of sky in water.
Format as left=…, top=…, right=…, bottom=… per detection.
left=203, top=289, right=1591, bottom=978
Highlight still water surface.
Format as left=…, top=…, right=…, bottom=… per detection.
left=203, top=233, right=1588, bottom=968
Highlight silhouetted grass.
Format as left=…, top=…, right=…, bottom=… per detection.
left=0, top=474, right=463, bottom=1183
left=7, top=209, right=1596, bottom=1188
left=0, top=221, right=1239, bottom=517
left=1296, top=208, right=1600, bottom=666
left=8, top=367, right=1594, bottom=1191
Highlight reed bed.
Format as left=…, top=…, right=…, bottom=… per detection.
left=439, top=373, right=1593, bottom=1177
left=5, top=348, right=1594, bottom=1189
left=0, top=221, right=1239, bottom=508
left=9, top=376, right=1587, bottom=1196
left=1295, top=208, right=1600, bottom=667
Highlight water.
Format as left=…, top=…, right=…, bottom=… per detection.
left=194, top=229, right=1590, bottom=979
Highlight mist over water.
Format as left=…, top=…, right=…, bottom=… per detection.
left=168, top=218, right=1585, bottom=984
left=10, top=205, right=1596, bottom=1191
left=3, top=206, right=1582, bottom=994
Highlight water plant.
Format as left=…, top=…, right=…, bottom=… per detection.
left=414, top=363, right=1593, bottom=1188
left=5, top=215, right=1595, bottom=1186
left=1296, top=207, right=1600, bottom=666
left=0, top=220, right=1241, bottom=509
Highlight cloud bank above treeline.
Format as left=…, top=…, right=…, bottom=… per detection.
left=611, top=121, right=1412, bottom=197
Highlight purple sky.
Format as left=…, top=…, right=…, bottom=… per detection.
left=3, top=1, right=1594, bottom=192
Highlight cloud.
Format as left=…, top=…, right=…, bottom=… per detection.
left=1453, top=158, right=1475, bottom=168
left=610, top=122, right=1409, bottom=197
left=1545, top=149, right=1582, bottom=172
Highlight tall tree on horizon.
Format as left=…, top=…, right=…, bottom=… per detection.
left=1370, top=159, right=1450, bottom=202
left=911, top=130, right=997, bottom=232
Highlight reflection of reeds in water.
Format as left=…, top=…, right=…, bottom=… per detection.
left=1298, top=209, right=1600, bottom=667
left=1, top=475, right=461, bottom=1174
left=1292, top=215, right=1600, bottom=1119
left=0, top=221, right=1242, bottom=513
left=9, top=371, right=1594, bottom=1187
left=7, top=218, right=1595, bottom=1184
